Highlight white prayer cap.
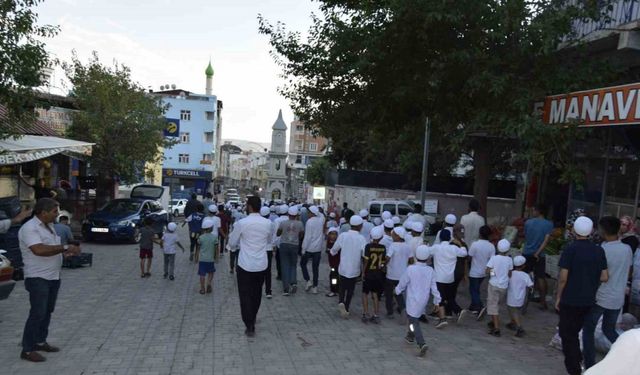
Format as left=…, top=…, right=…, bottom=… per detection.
left=209, top=204, right=218, bottom=213
left=392, top=216, right=401, bottom=225
left=370, top=227, right=384, bottom=240
left=309, top=205, right=320, bottom=216
left=497, top=239, right=511, bottom=253
left=167, top=222, right=177, bottom=232
left=573, top=216, right=593, bottom=237
left=381, top=211, right=392, bottom=220
left=411, top=222, right=424, bottom=233
left=350, top=215, right=363, bottom=226
left=329, top=212, right=336, bottom=218
left=445, top=214, right=457, bottom=225
left=339, top=217, right=346, bottom=225
left=269, top=205, right=276, bottom=212
left=373, top=217, right=382, bottom=226
left=392, top=227, right=406, bottom=238
left=415, top=245, right=430, bottom=261
left=403, top=220, right=412, bottom=229
left=327, top=227, right=338, bottom=235
left=279, top=205, right=289, bottom=214
left=288, top=206, right=299, bottom=216
left=201, top=218, right=214, bottom=230
left=359, top=209, right=369, bottom=218
left=513, top=255, right=526, bottom=267
left=383, top=219, right=394, bottom=229
left=260, top=206, right=270, bottom=217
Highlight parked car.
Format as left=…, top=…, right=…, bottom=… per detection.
left=169, top=198, right=188, bottom=217
left=368, top=200, right=415, bottom=220
left=226, top=194, right=241, bottom=205
left=82, top=185, right=168, bottom=243
left=0, top=249, right=15, bottom=300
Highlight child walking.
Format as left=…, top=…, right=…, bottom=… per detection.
left=325, top=227, right=340, bottom=297
left=506, top=255, right=533, bottom=337
left=161, top=222, right=185, bottom=280
left=395, top=245, right=443, bottom=357
left=361, top=227, right=386, bottom=323
left=486, top=239, right=514, bottom=337
left=197, top=218, right=217, bottom=294
left=140, top=217, right=161, bottom=278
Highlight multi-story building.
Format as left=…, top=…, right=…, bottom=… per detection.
left=154, top=61, right=220, bottom=197
left=217, top=139, right=270, bottom=196
left=287, top=118, right=329, bottom=199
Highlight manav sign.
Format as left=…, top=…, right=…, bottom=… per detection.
left=543, top=82, right=640, bottom=127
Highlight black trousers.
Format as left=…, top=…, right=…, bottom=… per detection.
left=559, top=303, right=591, bottom=375
left=339, top=275, right=357, bottom=311
left=237, top=266, right=265, bottom=330
left=437, top=281, right=461, bottom=315
left=219, top=234, right=226, bottom=254
left=189, top=232, right=200, bottom=254
left=384, top=279, right=405, bottom=315
left=329, top=267, right=340, bottom=293
left=275, top=246, right=282, bottom=279
left=264, top=250, right=273, bottom=295
left=229, top=250, right=238, bottom=271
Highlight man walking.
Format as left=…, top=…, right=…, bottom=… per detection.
left=460, top=198, right=485, bottom=246
left=228, top=196, right=273, bottom=337
left=523, top=204, right=554, bottom=309
left=301, top=205, right=325, bottom=294
left=183, top=193, right=200, bottom=220
left=19, top=198, right=80, bottom=362
left=556, top=216, right=608, bottom=375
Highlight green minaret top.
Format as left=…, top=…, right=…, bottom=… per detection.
left=205, top=60, right=214, bottom=77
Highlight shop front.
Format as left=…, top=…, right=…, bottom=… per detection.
left=162, top=168, right=213, bottom=198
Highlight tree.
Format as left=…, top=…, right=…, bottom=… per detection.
left=0, top=0, right=58, bottom=138
left=259, top=0, right=623, bottom=216
left=306, top=157, right=332, bottom=185
left=64, top=53, right=173, bottom=204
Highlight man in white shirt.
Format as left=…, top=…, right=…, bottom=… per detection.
left=427, top=230, right=468, bottom=322
left=301, top=206, right=325, bottom=294
left=19, top=198, right=80, bottom=362
left=384, top=227, right=412, bottom=319
left=406, top=204, right=427, bottom=228
left=228, top=197, right=274, bottom=337
left=467, top=225, right=496, bottom=316
left=259, top=206, right=277, bottom=299
left=330, top=215, right=367, bottom=318
left=460, top=199, right=485, bottom=246
left=359, top=209, right=374, bottom=241
left=434, top=214, right=457, bottom=244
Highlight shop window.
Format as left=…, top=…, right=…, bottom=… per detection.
left=180, top=132, right=190, bottom=143
left=180, top=110, right=191, bottom=121
left=179, top=154, right=189, bottom=163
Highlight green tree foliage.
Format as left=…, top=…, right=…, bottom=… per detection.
left=0, top=0, right=58, bottom=138
left=259, top=0, right=624, bottom=214
left=306, top=157, right=332, bottom=185
left=64, top=53, right=173, bottom=202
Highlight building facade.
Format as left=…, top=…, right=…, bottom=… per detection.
left=267, top=110, right=288, bottom=201
left=287, top=118, right=329, bottom=200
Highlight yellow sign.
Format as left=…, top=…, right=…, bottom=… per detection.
left=167, top=122, right=178, bottom=133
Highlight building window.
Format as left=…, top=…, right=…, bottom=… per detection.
left=178, top=154, right=190, bottom=163
left=309, top=143, right=318, bottom=152
left=205, top=111, right=215, bottom=121
left=296, top=140, right=303, bottom=151
left=202, top=153, right=212, bottom=162
left=204, top=131, right=214, bottom=143
left=180, top=110, right=191, bottom=121
left=296, top=125, right=303, bottom=132
left=295, top=155, right=302, bottom=164
left=180, top=132, right=190, bottom=143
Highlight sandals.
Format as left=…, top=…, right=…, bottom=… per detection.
left=206, top=284, right=212, bottom=294
left=199, top=289, right=205, bottom=295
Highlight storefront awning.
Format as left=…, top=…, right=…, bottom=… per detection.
left=0, top=135, right=94, bottom=166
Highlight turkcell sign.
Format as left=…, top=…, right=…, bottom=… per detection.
left=163, top=169, right=213, bottom=179
left=543, top=82, right=640, bottom=127
left=164, top=118, right=180, bottom=137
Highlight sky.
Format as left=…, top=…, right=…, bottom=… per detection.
left=35, top=0, right=319, bottom=143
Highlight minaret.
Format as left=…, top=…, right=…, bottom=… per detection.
left=205, top=60, right=214, bottom=95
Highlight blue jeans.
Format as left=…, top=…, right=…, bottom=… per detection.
left=408, top=315, right=426, bottom=346
left=279, top=243, right=298, bottom=291
left=22, top=278, right=61, bottom=352
left=300, top=251, right=321, bottom=287
left=468, top=277, right=485, bottom=311
left=582, top=304, right=620, bottom=369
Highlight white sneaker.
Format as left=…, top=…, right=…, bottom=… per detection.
left=311, top=287, right=318, bottom=294
left=305, top=280, right=312, bottom=291
left=457, top=310, right=467, bottom=324
left=338, top=302, right=348, bottom=318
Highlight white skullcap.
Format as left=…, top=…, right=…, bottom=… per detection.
left=359, top=209, right=369, bottom=218
left=381, top=211, right=392, bottom=220
left=411, top=221, right=424, bottom=233
left=201, top=218, right=214, bottom=230
left=392, top=216, right=401, bottom=225
left=209, top=204, right=218, bottom=213
left=445, top=214, right=457, bottom=225
left=415, top=245, right=430, bottom=261
left=260, top=206, right=270, bottom=217
left=167, top=222, right=177, bottom=232
left=370, top=227, right=384, bottom=240
left=288, top=206, right=299, bottom=216
left=329, top=212, right=336, bottom=218
left=339, top=217, right=346, bottom=225
left=373, top=217, right=382, bottom=226
left=573, top=216, right=593, bottom=237
left=279, top=205, right=289, bottom=214
left=270, top=205, right=276, bottom=212
left=350, top=215, right=363, bottom=226
left=383, top=219, right=394, bottom=229
left=392, top=227, right=406, bottom=238
left=309, top=205, right=320, bottom=216
left=402, top=220, right=412, bottom=229
left=497, top=239, right=511, bottom=253
left=513, top=255, right=526, bottom=267
left=327, top=227, right=338, bottom=235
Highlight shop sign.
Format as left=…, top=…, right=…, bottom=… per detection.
left=313, top=186, right=326, bottom=200
left=35, top=106, right=74, bottom=136
left=543, top=82, right=640, bottom=127
left=164, top=118, right=180, bottom=137
left=0, top=147, right=67, bottom=165
left=163, top=168, right=212, bottom=179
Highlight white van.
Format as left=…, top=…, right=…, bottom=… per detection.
left=368, top=200, right=415, bottom=220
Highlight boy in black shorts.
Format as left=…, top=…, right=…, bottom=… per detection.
left=362, top=227, right=387, bottom=324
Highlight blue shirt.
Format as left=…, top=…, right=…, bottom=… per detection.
left=559, top=240, right=608, bottom=307
left=187, top=212, right=205, bottom=233
left=523, top=217, right=553, bottom=255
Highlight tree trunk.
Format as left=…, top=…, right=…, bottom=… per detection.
left=96, top=173, right=115, bottom=207
left=473, top=139, right=491, bottom=219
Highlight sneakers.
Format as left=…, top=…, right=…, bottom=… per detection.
left=515, top=327, right=526, bottom=337
left=169, top=275, right=175, bottom=281
left=435, top=318, right=448, bottom=329
left=405, top=332, right=415, bottom=344
left=361, top=314, right=369, bottom=323
left=266, top=293, right=272, bottom=299
left=370, top=315, right=381, bottom=324
left=290, top=284, right=297, bottom=294
left=325, top=292, right=337, bottom=297
left=311, top=287, right=318, bottom=294
left=418, top=344, right=428, bottom=357
left=457, top=310, right=467, bottom=324
left=477, top=307, right=487, bottom=320
left=305, top=280, right=312, bottom=291
left=338, top=302, right=349, bottom=318
left=506, top=322, right=517, bottom=331
left=283, top=291, right=290, bottom=296
left=206, top=284, right=212, bottom=294
left=489, top=328, right=501, bottom=337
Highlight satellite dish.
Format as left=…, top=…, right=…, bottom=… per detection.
left=160, top=85, right=165, bottom=90
left=171, top=84, right=176, bottom=89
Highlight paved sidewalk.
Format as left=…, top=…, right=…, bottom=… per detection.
left=0, top=226, right=565, bottom=375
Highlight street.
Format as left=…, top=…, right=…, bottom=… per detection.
left=1, top=226, right=565, bottom=375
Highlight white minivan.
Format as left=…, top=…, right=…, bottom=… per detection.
left=368, top=200, right=415, bottom=220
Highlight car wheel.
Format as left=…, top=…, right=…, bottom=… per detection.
left=174, top=210, right=179, bottom=217
left=131, top=228, right=141, bottom=244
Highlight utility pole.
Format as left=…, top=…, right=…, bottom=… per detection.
left=419, top=117, right=430, bottom=213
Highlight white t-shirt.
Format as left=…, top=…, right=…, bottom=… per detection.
left=487, top=255, right=513, bottom=289
left=302, top=216, right=326, bottom=253
left=468, top=239, right=496, bottom=278
left=18, top=216, right=62, bottom=280
left=428, top=241, right=467, bottom=283
left=162, top=231, right=180, bottom=254
left=507, top=270, right=533, bottom=307
left=207, top=215, right=221, bottom=238
left=385, top=242, right=412, bottom=280
left=460, top=211, right=485, bottom=246
left=330, top=230, right=367, bottom=278
left=585, top=329, right=640, bottom=375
